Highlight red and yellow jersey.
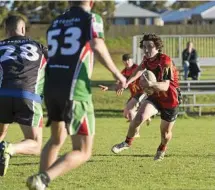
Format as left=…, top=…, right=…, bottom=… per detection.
left=121, top=64, right=144, bottom=97
left=141, top=53, right=179, bottom=109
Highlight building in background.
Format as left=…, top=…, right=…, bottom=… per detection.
left=111, top=2, right=163, bottom=26
left=161, top=1, right=215, bottom=24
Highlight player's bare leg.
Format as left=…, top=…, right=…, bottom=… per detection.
left=146, top=117, right=151, bottom=126
left=127, top=101, right=158, bottom=139
left=124, top=98, right=137, bottom=121
left=27, top=134, right=94, bottom=189
left=0, top=124, right=42, bottom=156
left=0, top=124, right=42, bottom=176
left=10, top=125, right=42, bottom=155
left=124, top=98, right=140, bottom=137
left=40, top=121, right=67, bottom=172
left=154, top=120, right=175, bottom=161
left=46, top=134, right=93, bottom=180
left=112, top=101, right=158, bottom=154
left=0, top=124, right=9, bottom=142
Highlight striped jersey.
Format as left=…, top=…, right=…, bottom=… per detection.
left=45, top=6, right=104, bottom=101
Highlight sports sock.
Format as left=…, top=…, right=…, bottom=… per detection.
left=125, top=136, right=134, bottom=146
left=40, top=172, right=51, bottom=187
left=157, top=143, right=167, bottom=152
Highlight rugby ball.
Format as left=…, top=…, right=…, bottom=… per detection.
left=140, top=70, right=157, bottom=95
left=142, top=70, right=157, bottom=82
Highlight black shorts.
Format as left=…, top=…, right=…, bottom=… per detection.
left=147, top=96, right=178, bottom=122
left=127, top=93, right=147, bottom=103
left=45, top=94, right=70, bottom=124
left=45, top=94, right=95, bottom=136
left=0, top=97, right=43, bottom=127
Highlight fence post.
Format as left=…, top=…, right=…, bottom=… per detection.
left=178, top=36, right=182, bottom=66
left=132, top=36, right=137, bottom=64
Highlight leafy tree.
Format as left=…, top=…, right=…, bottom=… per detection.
left=0, top=1, right=10, bottom=26
left=0, top=7, right=8, bottom=26
left=11, top=1, right=115, bottom=31
left=11, top=1, right=68, bottom=23
left=92, top=1, right=115, bottom=31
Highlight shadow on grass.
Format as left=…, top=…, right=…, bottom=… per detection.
left=91, top=80, right=115, bottom=87
left=43, top=109, right=123, bottom=118
left=95, top=109, right=122, bottom=118
left=168, top=154, right=215, bottom=158
left=94, top=154, right=154, bottom=158
left=94, top=153, right=215, bottom=158
left=10, top=162, right=39, bottom=166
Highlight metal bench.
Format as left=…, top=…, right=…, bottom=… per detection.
left=179, top=80, right=215, bottom=92
left=179, top=90, right=215, bottom=116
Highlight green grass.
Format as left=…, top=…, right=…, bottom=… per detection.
left=0, top=75, right=214, bottom=190
left=0, top=28, right=214, bottom=190
left=0, top=117, right=214, bottom=190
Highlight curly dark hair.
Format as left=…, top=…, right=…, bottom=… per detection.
left=139, top=33, right=163, bottom=53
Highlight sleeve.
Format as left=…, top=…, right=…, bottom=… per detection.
left=162, top=55, right=174, bottom=81
left=90, top=13, right=105, bottom=39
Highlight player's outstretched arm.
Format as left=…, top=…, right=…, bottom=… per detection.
left=116, top=64, right=145, bottom=96
left=126, top=64, right=145, bottom=86
left=90, top=38, right=126, bottom=87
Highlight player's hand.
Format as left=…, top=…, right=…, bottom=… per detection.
left=98, top=85, right=108, bottom=91
left=116, top=74, right=127, bottom=89
left=116, top=88, right=124, bottom=96
left=115, top=82, right=127, bottom=96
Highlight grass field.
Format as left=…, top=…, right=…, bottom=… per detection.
left=0, top=116, right=214, bottom=190
left=0, top=28, right=215, bottom=190
left=0, top=84, right=215, bottom=190
left=0, top=71, right=214, bottom=190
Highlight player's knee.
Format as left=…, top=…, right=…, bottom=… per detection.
left=84, top=150, right=92, bottom=161
left=30, top=142, right=42, bottom=155
left=124, top=109, right=135, bottom=121
left=129, top=110, right=136, bottom=120
left=123, top=108, right=129, bottom=118
left=65, top=150, right=92, bottom=167
left=34, top=147, right=41, bottom=155
left=79, top=150, right=92, bottom=163
left=162, top=131, right=172, bottom=140
left=34, top=139, right=42, bottom=155
left=50, top=136, right=65, bottom=147
left=140, top=114, right=151, bottom=124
